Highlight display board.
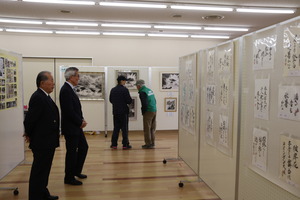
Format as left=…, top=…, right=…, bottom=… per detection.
left=0, top=49, right=24, bottom=180
left=178, top=53, right=199, bottom=173
left=241, top=18, right=300, bottom=198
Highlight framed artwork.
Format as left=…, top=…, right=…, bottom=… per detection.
left=116, top=70, right=139, bottom=90
left=164, top=97, right=177, bottom=112
left=74, top=72, right=105, bottom=100
left=129, top=96, right=137, bottom=121
left=160, top=72, right=179, bottom=91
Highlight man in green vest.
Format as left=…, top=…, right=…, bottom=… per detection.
left=136, top=79, right=157, bottom=149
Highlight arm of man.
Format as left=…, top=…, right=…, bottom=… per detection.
left=124, top=88, right=132, bottom=105
left=139, top=92, right=148, bottom=115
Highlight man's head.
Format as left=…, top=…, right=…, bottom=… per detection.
left=135, top=79, right=145, bottom=90
left=117, top=75, right=127, bottom=85
left=65, top=67, right=80, bottom=86
left=36, top=71, right=54, bottom=94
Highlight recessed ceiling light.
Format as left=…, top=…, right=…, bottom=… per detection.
left=236, top=8, right=295, bottom=14
left=55, top=31, right=100, bottom=35
left=22, top=0, right=95, bottom=5
left=191, top=35, right=229, bottom=39
left=204, top=27, right=248, bottom=31
left=0, top=18, right=43, bottom=24
left=171, top=5, right=233, bottom=12
left=148, top=33, right=189, bottom=38
left=103, top=32, right=146, bottom=36
left=154, top=25, right=202, bottom=30
left=6, top=28, right=53, bottom=33
left=202, top=15, right=224, bottom=20
left=101, top=23, right=151, bottom=28
left=46, top=21, right=98, bottom=26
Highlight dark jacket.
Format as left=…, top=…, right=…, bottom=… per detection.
left=109, top=84, right=132, bottom=115
left=24, top=88, right=60, bottom=149
left=59, top=82, right=84, bottom=135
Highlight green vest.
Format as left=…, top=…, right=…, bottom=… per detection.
left=139, top=86, right=157, bottom=112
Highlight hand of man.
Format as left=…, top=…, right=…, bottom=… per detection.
left=23, top=133, right=30, bottom=143
left=80, top=120, right=87, bottom=129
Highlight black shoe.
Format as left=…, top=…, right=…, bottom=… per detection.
left=64, top=179, right=82, bottom=185
left=44, top=195, right=59, bottom=200
left=123, top=145, right=132, bottom=150
left=110, top=145, right=117, bottom=149
left=76, top=174, right=87, bottom=179
left=142, top=144, right=154, bottom=149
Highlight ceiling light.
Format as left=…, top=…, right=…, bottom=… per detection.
left=191, top=35, right=229, bottom=39
left=5, top=28, right=53, bottom=33
left=148, top=33, right=189, bottom=38
left=236, top=8, right=295, bottom=14
left=0, top=18, right=43, bottom=24
left=55, top=31, right=100, bottom=35
left=99, top=2, right=167, bottom=9
left=154, top=25, right=202, bottom=30
left=0, top=28, right=3, bottom=31
left=103, top=32, right=146, bottom=36
left=46, top=21, right=98, bottom=26
left=22, top=0, right=96, bottom=5
left=204, top=27, right=248, bottom=31
left=171, top=5, right=233, bottom=12
left=101, top=23, right=151, bottom=28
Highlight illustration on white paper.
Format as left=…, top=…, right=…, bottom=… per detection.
left=181, top=81, right=187, bottom=102
left=283, top=27, right=300, bottom=76
left=189, top=106, right=196, bottom=134
left=207, top=49, right=215, bottom=78
left=206, top=84, right=216, bottom=105
left=218, top=47, right=232, bottom=72
left=185, top=60, right=192, bottom=78
left=278, top=85, right=300, bottom=121
left=220, top=77, right=229, bottom=108
left=253, top=35, right=276, bottom=70
left=280, top=135, right=300, bottom=187
left=188, top=80, right=195, bottom=103
left=252, top=128, right=268, bottom=172
left=254, top=78, right=270, bottom=120
left=219, top=114, right=229, bottom=147
left=206, top=110, right=214, bottom=141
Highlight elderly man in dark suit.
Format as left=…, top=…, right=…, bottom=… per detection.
left=24, top=71, right=60, bottom=200
left=59, top=67, right=88, bottom=186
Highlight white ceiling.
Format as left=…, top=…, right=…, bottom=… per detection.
left=0, top=0, right=299, bottom=39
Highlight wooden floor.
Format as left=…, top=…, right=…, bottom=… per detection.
left=0, top=130, right=220, bottom=200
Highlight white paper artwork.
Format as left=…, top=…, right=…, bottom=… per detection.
left=185, top=60, right=193, bottom=78
left=219, top=114, right=229, bottom=147
left=254, top=78, right=270, bottom=120
left=206, top=84, right=216, bottom=105
left=252, top=128, right=268, bottom=172
left=218, top=48, right=232, bottom=72
left=280, top=135, right=300, bottom=187
left=188, top=80, right=195, bottom=103
left=283, top=27, right=300, bottom=76
left=278, top=86, right=300, bottom=121
left=206, top=110, right=214, bottom=141
left=253, top=35, right=276, bottom=70
left=207, top=49, right=215, bottom=78
left=220, top=77, right=229, bottom=108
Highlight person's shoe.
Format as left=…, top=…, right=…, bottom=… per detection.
left=110, top=145, right=117, bottom=149
left=123, top=145, right=132, bottom=150
left=64, top=179, right=82, bottom=185
left=44, top=195, right=59, bottom=200
left=75, top=174, right=87, bottom=179
left=142, top=144, right=154, bottom=149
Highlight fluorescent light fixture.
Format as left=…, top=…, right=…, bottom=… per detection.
left=46, top=21, right=98, bottom=26
left=6, top=28, right=53, bottom=33
left=236, top=8, right=295, bottom=14
left=99, top=2, right=167, bottom=9
left=101, top=23, right=151, bottom=28
left=171, top=5, right=233, bottom=12
left=103, top=32, right=146, bottom=36
left=22, top=0, right=95, bottom=5
left=204, top=27, right=248, bottom=31
left=154, top=25, right=202, bottom=30
left=55, top=31, right=100, bottom=35
left=148, top=33, right=189, bottom=38
left=191, top=35, right=229, bottom=39
left=0, top=18, right=43, bottom=24
left=0, top=28, right=3, bottom=31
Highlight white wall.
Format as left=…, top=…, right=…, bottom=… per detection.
left=0, top=33, right=223, bottom=131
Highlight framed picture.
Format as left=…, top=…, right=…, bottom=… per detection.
left=129, top=96, right=137, bottom=121
left=75, top=72, right=105, bottom=100
left=160, top=72, right=179, bottom=92
left=116, top=70, right=139, bottom=90
left=164, top=97, right=177, bottom=112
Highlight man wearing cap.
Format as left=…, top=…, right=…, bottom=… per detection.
left=109, top=75, right=133, bottom=149
left=135, top=79, right=157, bottom=149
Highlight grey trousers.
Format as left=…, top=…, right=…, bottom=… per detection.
left=143, top=111, right=157, bottom=146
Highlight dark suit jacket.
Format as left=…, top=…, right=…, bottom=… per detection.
left=24, top=88, right=60, bottom=150
left=59, top=82, right=84, bottom=136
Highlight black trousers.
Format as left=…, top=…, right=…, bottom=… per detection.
left=111, top=114, right=129, bottom=147
left=64, top=133, right=89, bottom=181
left=29, top=148, right=55, bottom=200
